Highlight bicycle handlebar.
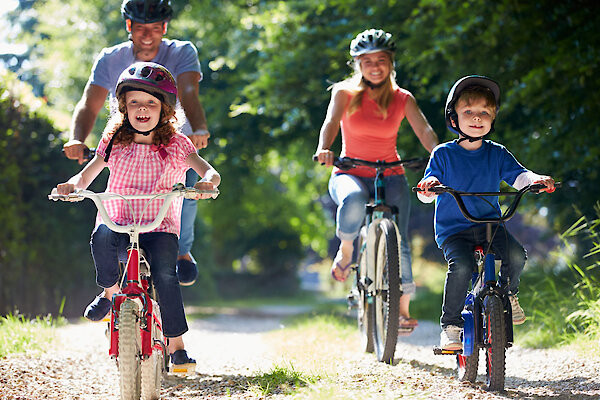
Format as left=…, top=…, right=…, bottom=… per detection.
left=313, top=155, right=428, bottom=172
left=48, top=185, right=219, bottom=234
left=412, top=183, right=560, bottom=224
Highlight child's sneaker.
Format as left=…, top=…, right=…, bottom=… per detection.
left=509, top=295, right=526, bottom=325
left=440, top=325, right=462, bottom=351
left=169, top=349, right=196, bottom=375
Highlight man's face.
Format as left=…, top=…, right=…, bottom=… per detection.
left=129, top=21, right=165, bottom=60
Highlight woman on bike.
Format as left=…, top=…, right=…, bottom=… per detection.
left=314, top=29, right=438, bottom=331
left=54, top=62, right=220, bottom=373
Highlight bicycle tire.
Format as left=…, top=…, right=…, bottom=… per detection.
left=483, top=295, right=506, bottom=391
left=356, top=228, right=374, bottom=353
left=118, top=299, right=141, bottom=400
left=457, top=352, right=479, bottom=383
left=141, top=300, right=163, bottom=400
left=371, top=219, right=400, bottom=363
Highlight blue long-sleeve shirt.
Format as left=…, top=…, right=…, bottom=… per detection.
left=422, top=140, right=528, bottom=247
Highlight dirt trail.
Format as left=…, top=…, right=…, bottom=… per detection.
left=1, top=308, right=599, bottom=399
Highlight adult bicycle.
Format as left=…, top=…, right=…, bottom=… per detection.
left=49, top=184, right=218, bottom=400
left=413, top=183, right=558, bottom=391
left=317, top=156, right=426, bottom=363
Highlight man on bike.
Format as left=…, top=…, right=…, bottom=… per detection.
left=62, top=0, right=207, bottom=288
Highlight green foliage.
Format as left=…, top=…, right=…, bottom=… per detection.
left=518, top=203, right=600, bottom=347
left=5, top=0, right=600, bottom=311
left=0, top=313, right=65, bottom=357
left=0, top=69, right=101, bottom=316
left=247, top=363, right=316, bottom=396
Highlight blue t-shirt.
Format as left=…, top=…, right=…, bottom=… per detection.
left=423, top=140, right=528, bottom=247
left=88, top=39, right=201, bottom=135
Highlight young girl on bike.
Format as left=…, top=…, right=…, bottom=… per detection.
left=314, top=29, right=439, bottom=332
left=416, top=75, right=554, bottom=350
left=54, top=62, right=220, bottom=372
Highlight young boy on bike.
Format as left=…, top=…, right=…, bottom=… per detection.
left=416, top=75, right=555, bottom=351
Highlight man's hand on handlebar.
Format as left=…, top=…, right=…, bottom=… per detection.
left=417, top=176, right=441, bottom=197
left=63, top=140, right=90, bottom=165
left=313, top=149, right=335, bottom=166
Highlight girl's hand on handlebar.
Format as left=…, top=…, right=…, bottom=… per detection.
left=56, top=183, right=76, bottom=196
left=533, top=176, right=555, bottom=193
left=313, top=149, right=335, bottom=166
left=193, top=180, right=218, bottom=199
left=417, top=177, right=441, bottom=197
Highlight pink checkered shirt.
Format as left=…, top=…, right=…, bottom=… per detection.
left=95, top=132, right=197, bottom=236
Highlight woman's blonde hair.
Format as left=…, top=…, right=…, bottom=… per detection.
left=339, top=52, right=398, bottom=119
left=101, top=93, right=180, bottom=147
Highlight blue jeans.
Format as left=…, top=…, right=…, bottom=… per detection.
left=90, top=224, right=188, bottom=337
left=328, top=173, right=414, bottom=294
left=440, top=224, right=527, bottom=328
left=179, top=168, right=198, bottom=256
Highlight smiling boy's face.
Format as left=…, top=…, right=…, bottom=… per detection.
left=453, top=96, right=496, bottom=139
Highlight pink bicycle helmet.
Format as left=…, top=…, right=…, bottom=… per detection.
left=116, top=62, right=177, bottom=108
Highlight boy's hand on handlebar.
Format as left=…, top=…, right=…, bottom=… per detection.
left=417, top=177, right=441, bottom=197
left=533, top=176, right=555, bottom=193
left=313, top=149, right=335, bottom=166
left=193, top=180, right=218, bottom=199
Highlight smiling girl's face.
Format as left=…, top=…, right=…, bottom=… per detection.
left=125, top=90, right=162, bottom=135
left=357, top=51, right=392, bottom=86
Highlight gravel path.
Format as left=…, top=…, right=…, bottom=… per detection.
left=1, top=309, right=599, bottom=400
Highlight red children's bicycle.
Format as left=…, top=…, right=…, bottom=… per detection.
left=49, top=184, right=217, bottom=400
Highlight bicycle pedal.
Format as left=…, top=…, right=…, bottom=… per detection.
left=170, top=363, right=196, bottom=376
left=432, top=346, right=462, bottom=355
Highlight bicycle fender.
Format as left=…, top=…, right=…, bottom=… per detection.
left=462, top=309, right=475, bottom=356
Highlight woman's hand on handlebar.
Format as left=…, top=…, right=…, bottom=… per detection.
left=532, top=176, right=556, bottom=193
left=313, top=149, right=335, bottom=166
left=417, top=176, right=441, bottom=197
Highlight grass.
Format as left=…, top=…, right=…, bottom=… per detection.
left=0, top=313, right=66, bottom=357
left=247, top=363, right=317, bottom=396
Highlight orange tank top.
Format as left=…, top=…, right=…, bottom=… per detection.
left=335, top=87, right=411, bottom=177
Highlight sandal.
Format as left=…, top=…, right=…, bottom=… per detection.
left=398, top=316, right=418, bottom=336
left=331, top=260, right=352, bottom=282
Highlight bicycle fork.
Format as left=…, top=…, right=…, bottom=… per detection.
left=108, top=245, right=162, bottom=360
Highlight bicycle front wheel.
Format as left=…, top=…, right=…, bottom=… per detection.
left=118, top=299, right=141, bottom=400
left=356, top=227, right=374, bottom=353
left=371, top=219, right=400, bottom=363
left=141, top=300, right=164, bottom=400
left=483, top=295, right=506, bottom=391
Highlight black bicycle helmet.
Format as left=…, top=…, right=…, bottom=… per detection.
left=445, top=75, right=500, bottom=139
left=121, top=0, right=173, bottom=24
left=349, top=29, right=396, bottom=57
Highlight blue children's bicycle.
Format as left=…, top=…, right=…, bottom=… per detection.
left=318, top=156, right=426, bottom=363
left=413, top=183, right=558, bottom=391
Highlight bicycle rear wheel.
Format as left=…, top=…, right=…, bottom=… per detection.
left=118, top=299, right=141, bottom=400
left=371, top=219, right=400, bottom=363
left=356, top=227, right=374, bottom=353
left=457, top=352, right=479, bottom=383
left=483, top=295, right=506, bottom=391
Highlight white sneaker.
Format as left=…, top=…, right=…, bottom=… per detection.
left=509, top=295, right=526, bottom=325
left=440, top=325, right=462, bottom=351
